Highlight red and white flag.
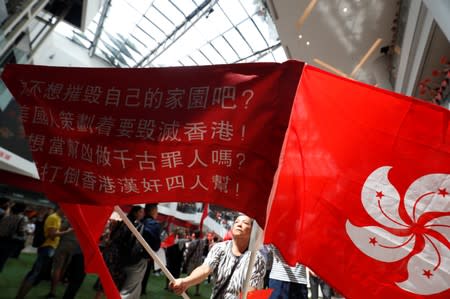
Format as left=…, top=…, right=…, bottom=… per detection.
left=265, top=65, right=450, bottom=299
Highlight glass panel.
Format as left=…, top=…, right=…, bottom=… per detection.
left=223, top=28, right=252, bottom=58
left=252, top=13, right=278, bottom=45
left=239, top=0, right=258, bottom=15
left=190, top=51, right=211, bottom=65
left=153, top=27, right=204, bottom=66
left=211, top=36, right=239, bottom=62
left=218, top=0, right=247, bottom=25
left=200, top=43, right=227, bottom=64
left=170, top=0, right=197, bottom=15
left=123, top=0, right=150, bottom=14
left=272, top=46, right=287, bottom=62
left=146, top=7, right=175, bottom=35
left=193, top=7, right=231, bottom=42
left=154, top=0, right=186, bottom=25
left=237, top=19, right=267, bottom=51
left=138, top=18, right=167, bottom=43
left=105, top=1, right=141, bottom=35
left=53, top=0, right=283, bottom=66
left=132, top=27, right=157, bottom=50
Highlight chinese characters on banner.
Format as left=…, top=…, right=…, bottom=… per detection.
left=2, top=61, right=303, bottom=226
left=2, top=61, right=303, bottom=299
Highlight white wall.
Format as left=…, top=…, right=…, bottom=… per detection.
left=32, top=31, right=110, bottom=67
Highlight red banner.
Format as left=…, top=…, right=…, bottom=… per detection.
left=2, top=61, right=303, bottom=225
left=2, top=62, right=303, bottom=299
left=265, top=65, right=450, bottom=298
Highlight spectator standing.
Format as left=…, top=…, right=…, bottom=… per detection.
left=47, top=219, right=79, bottom=299
left=309, top=270, right=333, bottom=299
left=140, top=204, right=161, bottom=296
left=61, top=244, right=86, bottom=299
left=0, top=202, right=27, bottom=271
left=267, top=245, right=308, bottom=299
left=15, top=205, right=72, bottom=299
left=0, top=197, right=10, bottom=220
left=165, top=230, right=187, bottom=290
left=183, top=230, right=206, bottom=296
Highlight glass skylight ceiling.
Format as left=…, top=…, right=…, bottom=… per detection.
left=56, top=0, right=286, bottom=67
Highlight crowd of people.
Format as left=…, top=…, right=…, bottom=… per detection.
left=0, top=198, right=83, bottom=299
left=1, top=198, right=340, bottom=299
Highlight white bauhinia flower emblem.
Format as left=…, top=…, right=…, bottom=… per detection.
left=346, top=166, right=450, bottom=295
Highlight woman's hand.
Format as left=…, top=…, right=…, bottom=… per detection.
left=169, top=278, right=188, bottom=295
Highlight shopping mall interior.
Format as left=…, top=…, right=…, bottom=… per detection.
left=0, top=1, right=449, bottom=298
left=1, top=0, right=449, bottom=231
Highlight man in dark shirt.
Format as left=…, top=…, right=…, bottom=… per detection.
left=140, top=204, right=161, bottom=295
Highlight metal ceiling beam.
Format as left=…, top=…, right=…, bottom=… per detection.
left=0, top=0, right=50, bottom=60
left=28, top=3, right=73, bottom=63
left=88, top=0, right=112, bottom=57
left=135, top=0, right=218, bottom=68
left=233, top=42, right=281, bottom=63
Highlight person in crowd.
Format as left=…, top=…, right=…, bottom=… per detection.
left=118, top=205, right=148, bottom=299
left=259, top=244, right=273, bottom=289
left=94, top=205, right=145, bottom=299
left=164, top=229, right=187, bottom=290
left=140, top=203, right=161, bottom=296
left=15, top=205, right=72, bottom=299
left=183, top=230, right=206, bottom=296
left=309, top=269, right=333, bottom=299
left=61, top=243, right=86, bottom=299
left=0, top=202, right=27, bottom=271
left=0, top=197, right=11, bottom=220
left=170, top=214, right=266, bottom=299
left=31, top=206, right=51, bottom=249
left=205, top=233, right=219, bottom=284
left=24, top=218, right=36, bottom=249
left=267, top=245, right=308, bottom=299
left=47, top=218, right=79, bottom=299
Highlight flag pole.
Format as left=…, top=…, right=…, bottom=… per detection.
left=114, top=205, right=190, bottom=299
left=241, top=221, right=264, bottom=299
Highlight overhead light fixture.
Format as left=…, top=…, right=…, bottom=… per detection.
left=342, top=7, right=348, bottom=13
left=306, top=41, right=310, bottom=46
left=313, top=37, right=383, bottom=79
left=350, top=38, right=383, bottom=77
left=296, top=0, right=318, bottom=31
left=298, top=34, right=303, bottom=39
left=313, top=58, right=348, bottom=78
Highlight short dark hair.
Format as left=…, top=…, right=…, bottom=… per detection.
left=11, top=202, right=26, bottom=214
left=0, top=197, right=10, bottom=207
left=145, top=203, right=158, bottom=213
left=193, top=230, right=201, bottom=239
left=128, top=205, right=143, bottom=221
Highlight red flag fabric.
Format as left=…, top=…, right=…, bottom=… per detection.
left=265, top=65, right=450, bottom=298
left=241, top=289, right=273, bottom=299
left=1, top=61, right=302, bottom=226
left=59, top=203, right=119, bottom=299
left=1, top=61, right=303, bottom=298
left=161, top=233, right=176, bottom=249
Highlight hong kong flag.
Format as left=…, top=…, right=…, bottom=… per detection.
left=265, top=65, right=450, bottom=299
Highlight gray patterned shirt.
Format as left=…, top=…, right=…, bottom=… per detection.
left=203, top=240, right=266, bottom=299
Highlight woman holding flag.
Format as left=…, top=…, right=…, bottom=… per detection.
left=170, top=214, right=266, bottom=298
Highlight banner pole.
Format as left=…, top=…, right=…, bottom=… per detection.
left=114, top=205, right=190, bottom=299
left=241, top=221, right=263, bottom=299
